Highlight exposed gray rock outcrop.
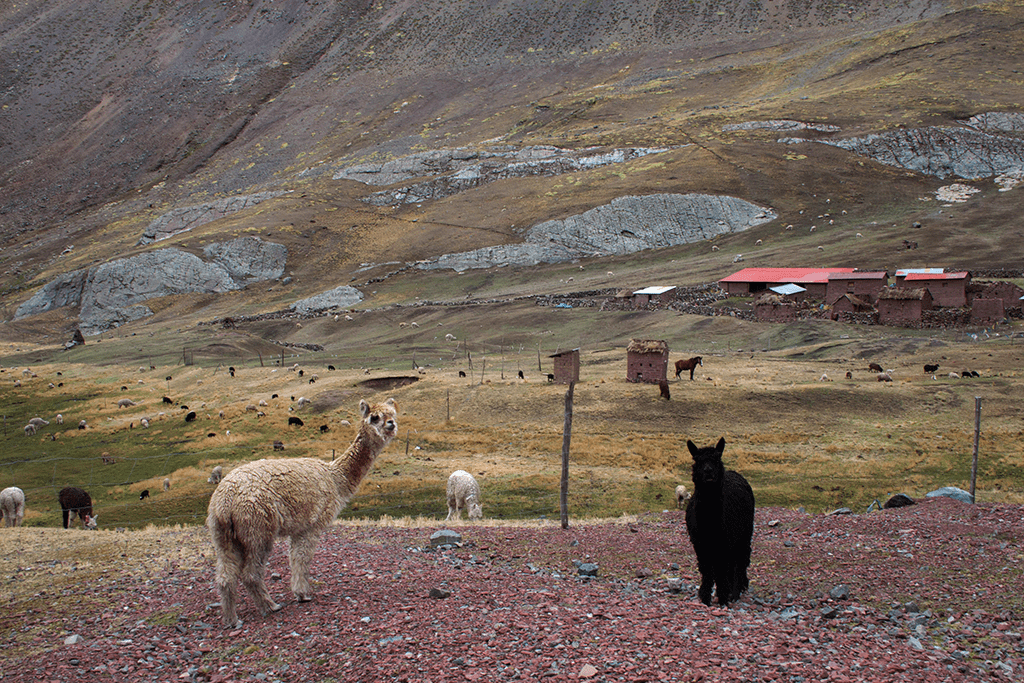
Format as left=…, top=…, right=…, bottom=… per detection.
left=723, top=120, right=841, bottom=133
left=336, top=145, right=673, bottom=206
left=12, top=270, right=89, bottom=319
left=15, top=238, right=287, bottom=333
left=416, top=193, right=775, bottom=272
left=138, top=191, right=289, bottom=245
left=781, top=114, right=1024, bottom=180
left=203, top=236, right=288, bottom=283
left=290, top=285, right=364, bottom=314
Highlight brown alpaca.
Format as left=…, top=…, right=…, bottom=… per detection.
left=206, top=397, right=398, bottom=627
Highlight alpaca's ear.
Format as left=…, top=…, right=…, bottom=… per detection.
left=359, top=399, right=370, bottom=418
left=687, top=440, right=698, bottom=457
left=385, top=397, right=397, bottom=411
left=716, top=437, right=726, bottom=453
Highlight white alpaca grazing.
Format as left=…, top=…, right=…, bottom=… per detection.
left=207, top=398, right=398, bottom=627
left=446, top=470, right=483, bottom=521
left=1, top=487, right=25, bottom=527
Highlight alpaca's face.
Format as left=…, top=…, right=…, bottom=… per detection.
left=687, top=437, right=726, bottom=487
left=360, top=398, right=398, bottom=442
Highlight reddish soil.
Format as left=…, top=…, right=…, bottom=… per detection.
left=3, top=497, right=1022, bottom=682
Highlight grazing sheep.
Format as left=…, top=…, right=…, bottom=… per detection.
left=546, top=373, right=555, bottom=382
left=207, top=397, right=398, bottom=627
left=446, top=470, right=483, bottom=521
left=118, top=398, right=136, bottom=408
left=245, top=404, right=258, bottom=412
left=319, top=424, right=329, bottom=434
left=458, top=371, right=467, bottom=378
left=55, top=413, right=64, bottom=425
left=818, top=373, right=831, bottom=382
left=24, top=423, right=36, bottom=436
left=273, top=440, right=285, bottom=451
left=924, top=364, right=940, bottom=373
left=185, top=411, right=197, bottom=422
left=1, top=487, right=25, bottom=527
left=140, top=418, right=150, bottom=428
left=140, top=489, right=150, bottom=500
left=327, top=365, right=336, bottom=371
left=297, top=397, right=312, bottom=409
left=163, top=396, right=174, bottom=404
left=675, top=484, right=691, bottom=510
left=259, top=399, right=268, bottom=407
left=288, top=416, right=304, bottom=427
left=948, top=371, right=960, bottom=379
left=877, top=373, right=893, bottom=382
left=659, top=380, right=671, bottom=400
left=229, top=366, right=236, bottom=377
left=58, top=487, right=97, bottom=529
left=78, top=419, right=87, bottom=430
left=28, top=417, right=49, bottom=428
left=868, top=362, right=884, bottom=373
left=517, top=370, right=525, bottom=380
left=163, top=478, right=171, bottom=491
left=208, top=465, right=223, bottom=484
left=845, top=371, right=853, bottom=380
left=684, top=438, right=755, bottom=606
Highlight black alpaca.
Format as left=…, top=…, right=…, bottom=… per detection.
left=684, top=437, right=755, bottom=606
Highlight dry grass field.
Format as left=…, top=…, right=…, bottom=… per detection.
left=3, top=302, right=1021, bottom=535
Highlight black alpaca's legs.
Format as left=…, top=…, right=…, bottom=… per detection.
left=698, top=574, right=715, bottom=606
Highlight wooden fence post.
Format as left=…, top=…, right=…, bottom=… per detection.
left=970, top=396, right=981, bottom=502
left=560, top=381, right=575, bottom=529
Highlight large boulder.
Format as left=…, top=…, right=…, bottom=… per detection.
left=925, top=486, right=974, bottom=504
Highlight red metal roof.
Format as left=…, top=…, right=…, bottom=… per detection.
left=720, top=267, right=855, bottom=284
left=903, top=272, right=970, bottom=281
left=827, top=271, right=888, bottom=281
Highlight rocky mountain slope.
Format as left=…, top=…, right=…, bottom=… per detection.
left=1, top=0, right=1023, bottom=335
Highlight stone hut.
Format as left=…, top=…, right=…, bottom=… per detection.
left=754, top=293, right=797, bottom=322
left=626, top=339, right=669, bottom=383
left=549, top=349, right=580, bottom=385
left=829, top=293, right=875, bottom=320
left=877, top=288, right=933, bottom=325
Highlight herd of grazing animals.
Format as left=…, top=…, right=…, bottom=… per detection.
left=8, top=347, right=997, bottom=626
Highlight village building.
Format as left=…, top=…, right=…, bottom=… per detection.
left=971, top=299, right=1005, bottom=324
left=829, top=293, right=875, bottom=320
left=632, top=286, right=677, bottom=307
left=877, top=288, right=933, bottom=325
left=549, top=349, right=580, bottom=384
left=824, top=271, right=889, bottom=305
left=754, top=293, right=798, bottom=322
left=970, top=280, right=1024, bottom=310
left=900, top=271, right=971, bottom=307
left=719, top=267, right=856, bottom=301
left=626, top=339, right=669, bottom=383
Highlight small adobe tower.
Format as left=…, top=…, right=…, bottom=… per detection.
left=549, top=349, right=580, bottom=385
left=626, top=339, right=669, bottom=383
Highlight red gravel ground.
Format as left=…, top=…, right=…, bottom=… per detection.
left=3, top=497, right=1022, bottom=682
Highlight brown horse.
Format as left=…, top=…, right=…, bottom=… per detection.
left=674, top=356, right=703, bottom=380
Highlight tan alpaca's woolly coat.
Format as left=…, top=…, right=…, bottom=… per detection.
left=207, top=398, right=397, bottom=627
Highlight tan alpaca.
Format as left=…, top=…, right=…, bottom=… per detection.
left=206, top=397, right=398, bottom=627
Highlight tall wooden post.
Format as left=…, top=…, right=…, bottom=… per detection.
left=970, top=396, right=981, bottom=502
left=560, top=381, right=575, bottom=529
